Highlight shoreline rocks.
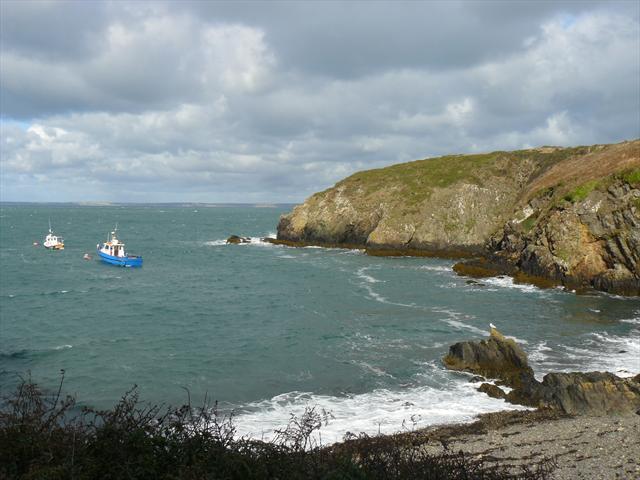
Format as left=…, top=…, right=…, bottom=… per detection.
left=443, top=327, right=640, bottom=415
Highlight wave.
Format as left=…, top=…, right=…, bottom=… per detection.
left=433, top=308, right=487, bottom=336
left=620, top=310, right=640, bottom=325
left=481, top=276, right=542, bottom=293
left=204, top=239, right=228, bottom=246
left=416, top=265, right=454, bottom=273
left=1, top=344, right=74, bottom=360
left=355, top=267, right=383, bottom=284
left=232, top=375, right=528, bottom=445
left=529, top=329, right=640, bottom=378
left=352, top=269, right=418, bottom=308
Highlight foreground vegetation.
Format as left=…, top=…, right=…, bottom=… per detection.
left=1, top=375, right=556, bottom=479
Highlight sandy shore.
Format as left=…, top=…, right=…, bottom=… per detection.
left=414, top=410, right=640, bottom=479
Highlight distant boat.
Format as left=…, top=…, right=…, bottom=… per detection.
left=97, top=226, right=142, bottom=267
left=43, top=220, right=64, bottom=250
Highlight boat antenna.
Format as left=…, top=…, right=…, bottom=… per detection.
left=48, top=218, right=52, bottom=234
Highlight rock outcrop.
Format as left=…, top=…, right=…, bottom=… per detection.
left=226, top=235, right=251, bottom=244
left=443, top=329, right=534, bottom=390
left=443, top=328, right=640, bottom=415
left=277, top=140, right=640, bottom=295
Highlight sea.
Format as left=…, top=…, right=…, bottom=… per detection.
left=1, top=204, right=639, bottom=444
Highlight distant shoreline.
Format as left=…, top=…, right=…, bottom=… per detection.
left=0, top=201, right=297, bottom=208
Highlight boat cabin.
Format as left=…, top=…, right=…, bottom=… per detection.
left=99, top=232, right=126, bottom=257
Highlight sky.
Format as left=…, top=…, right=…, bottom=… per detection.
left=1, top=0, right=639, bottom=203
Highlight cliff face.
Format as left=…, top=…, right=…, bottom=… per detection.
left=277, top=140, right=640, bottom=294
left=492, top=176, right=640, bottom=295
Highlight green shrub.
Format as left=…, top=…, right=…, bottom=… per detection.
left=1, top=375, right=556, bottom=479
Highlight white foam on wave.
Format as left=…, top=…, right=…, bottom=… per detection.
left=417, top=265, right=454, bottom=273
left=482, top=276, right=542, bottom=293
left=621, top=317, right=640, bottom=325
left=54, top=344, right=73, bottom=350
left=204, top=239, right=228, bottom=246
left=355, top=267, right=383, bottom=284
left=584, top=330, right=640, bottom=377
left=434, top=308, right=487, bottom=336
left=232, top=377, right=528, bottom=445
left=354, top=361, right=395, bottom=378
left=530, top=328, right=640, bottom=378
left=204, top=236, right=277, bottom=247
left=353, top=268, right=419, bottom=308
left=620, top=310, right=640, bottom=325
left=360, top=283, right=417, bottom=308
left=443, top=319, right=487, bottom=336
left=529, top=341, right=552, bottom=363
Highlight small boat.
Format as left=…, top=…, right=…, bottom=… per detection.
left=44, top=220, right=64, bottom=250
left=97, top=227, right=142, bottom=267
left=83, top=253, right=92, bottom=260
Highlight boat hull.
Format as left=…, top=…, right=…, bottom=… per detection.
left=97, top=250, right=142, bottom=267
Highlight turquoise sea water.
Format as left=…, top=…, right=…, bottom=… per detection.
left=1, top=204, right=639, bottom=442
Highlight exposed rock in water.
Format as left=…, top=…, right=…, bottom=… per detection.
left=444, top=327, right=640, bottom=415
left=443, top=329, right=534, bottom=390
left=277, top=140, right=640, bottom=295
left=226, top=235, right=251, bottom=244
left=477, top=383, right=507, bottom=399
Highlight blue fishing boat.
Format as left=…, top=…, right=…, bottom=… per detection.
left=97, top=227, right=142, bottom=267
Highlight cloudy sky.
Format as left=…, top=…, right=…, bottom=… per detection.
left=1, top=0, right=639, bottom=203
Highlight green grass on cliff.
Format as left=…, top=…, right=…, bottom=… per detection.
left=336, top=147, right=591, bottom=205
left=563, top=180, right=600, bottom=203
left=621, top=168, right=640, bottom=186
left=561, top=167, right=640, bottom=203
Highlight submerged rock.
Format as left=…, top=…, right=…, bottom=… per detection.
left=444, top=327, right=640, bottom=415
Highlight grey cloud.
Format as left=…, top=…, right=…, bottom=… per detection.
left=0, top=1, right=110, bottom=61
left=169, top=0, right=634, bottom=78
left=1, top=1, right=639, bottom=203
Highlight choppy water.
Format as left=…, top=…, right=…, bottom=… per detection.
left=1, top=204, right=639, bottom=443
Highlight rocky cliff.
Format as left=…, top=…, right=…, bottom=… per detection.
left=277, top=140, right=640, bottom=295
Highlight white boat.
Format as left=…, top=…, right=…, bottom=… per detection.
left=44, top=220, right=64, bottom=250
